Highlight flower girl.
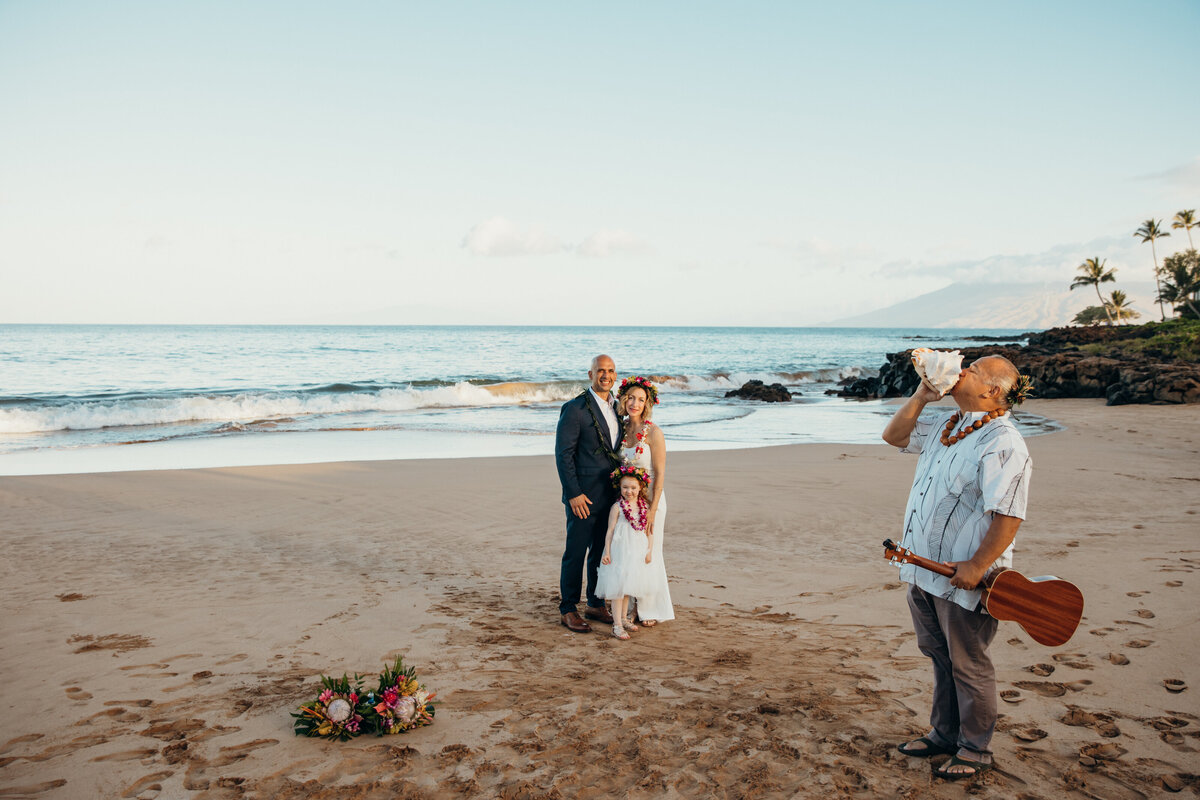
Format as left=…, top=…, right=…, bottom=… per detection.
left=596, top=465, right=654, bottom=640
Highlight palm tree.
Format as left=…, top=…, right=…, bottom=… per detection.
left=1173, top=209, right=1198, bottom=251
left=1157, top=249, right=1200, bottom=319
left=1106, top=290, right=1140, bottom=325
left=1069, top=257, right=1116, bottom=324
left=1134, top=219, right=1171, bottom=320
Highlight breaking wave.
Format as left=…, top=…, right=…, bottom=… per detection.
left=0, top=381, right=584, bottom=434
left=0, top=368, right=872, bottom=435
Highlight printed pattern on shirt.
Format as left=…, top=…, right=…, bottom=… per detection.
left=896, top=410, right=1033, bottom=611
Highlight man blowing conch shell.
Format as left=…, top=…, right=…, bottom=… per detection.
left=881, top=353, right=1034, bottom=781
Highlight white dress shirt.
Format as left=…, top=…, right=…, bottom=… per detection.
left=588, top=388, right=619, bottom=449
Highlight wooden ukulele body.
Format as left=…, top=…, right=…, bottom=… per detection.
left=982, top=568, right=1084, bottom=647
left=883, top=539, right=1084, bottom=647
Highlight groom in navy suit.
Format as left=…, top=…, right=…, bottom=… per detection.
left=555, top=354, right=624, bottom=632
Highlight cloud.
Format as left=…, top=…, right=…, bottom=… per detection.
left=761, top=237, right=878, bottom=270
left=876, top=235, right=1153, bottom=284
left=462, top=217, right=566, bottom=257
left=463, top=219, right=652, bottom=259
left=1133, top=156, right=1200, bottom=189
left=575, top=229, right=652, bottom=258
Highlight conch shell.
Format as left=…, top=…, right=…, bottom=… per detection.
left=910, top=348, right=963, bottom=396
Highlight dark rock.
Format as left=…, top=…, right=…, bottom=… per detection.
left=960, top=333, right=1036, bottom=342
left=725, top=380, right=793, bottom=402
left=834, top=340, right=1200, bottom=406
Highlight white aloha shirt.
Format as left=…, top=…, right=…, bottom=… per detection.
left=896, top=409, right=1033, bottom=612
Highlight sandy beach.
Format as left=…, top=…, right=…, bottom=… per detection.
left=1, top=398, right=1197, bottom=799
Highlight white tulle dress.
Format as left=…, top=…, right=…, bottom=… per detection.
left=622, top=423, right=675, bottom=622
left=595, top=502, right=654, bottom=600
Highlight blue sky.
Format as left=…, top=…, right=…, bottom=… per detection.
left=1, top=1, right=1197, bottom=324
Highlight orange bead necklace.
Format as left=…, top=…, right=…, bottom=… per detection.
left=941, top=408, right=1006, bottom=446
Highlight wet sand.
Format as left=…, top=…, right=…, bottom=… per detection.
left=0, top=398, right=1197, bottom=798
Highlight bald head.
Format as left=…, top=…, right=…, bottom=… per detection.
left=588, top=354, right=616, bottom=398
left=976, top=355, right=1020, bottom=406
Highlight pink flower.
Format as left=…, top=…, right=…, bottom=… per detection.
left=318, top=689, right=333, bottom=704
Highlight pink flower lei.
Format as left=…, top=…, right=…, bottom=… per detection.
left=620, top=495, right=650, bottom=532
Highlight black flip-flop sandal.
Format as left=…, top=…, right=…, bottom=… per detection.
left=897, top=736, right=953, bottom=758
left=935, top=755, right=993, bottom=780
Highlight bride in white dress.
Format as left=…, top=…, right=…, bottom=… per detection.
left=615, top=376, right=675, bottom=625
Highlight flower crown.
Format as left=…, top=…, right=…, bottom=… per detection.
left=610, top=463, right=650, bottom=488
left=1006, top=374, right=1035, bottom=407
left=618, top=376, right=659, bottom=405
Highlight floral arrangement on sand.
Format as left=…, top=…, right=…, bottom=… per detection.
left=291, top=673, right=369, bottom=740
left=292, top=656, right=436, bottom=740
left=372, top=656, right=437, bottom=735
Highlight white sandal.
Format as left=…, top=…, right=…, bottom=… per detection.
left=612, top=624, right=630, bottom=641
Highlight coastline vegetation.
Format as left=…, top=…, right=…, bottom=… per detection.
left=1070, top=209, right=1199, bottom=327
left=1074, top=318, right=1200, bottom=362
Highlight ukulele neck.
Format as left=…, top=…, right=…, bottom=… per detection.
left=884, top=539, right=956, bottom=578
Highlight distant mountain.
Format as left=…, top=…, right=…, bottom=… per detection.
left=829, top=280, right=1160, bottom=329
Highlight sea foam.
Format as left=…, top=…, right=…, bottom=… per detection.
left=0, top=382, right=583, bottom=434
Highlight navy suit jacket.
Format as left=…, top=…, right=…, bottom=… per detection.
left=554, top=391, right=624, bottom=504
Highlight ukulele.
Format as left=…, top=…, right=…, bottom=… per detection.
left=882, top=539, right=1084, bottom=647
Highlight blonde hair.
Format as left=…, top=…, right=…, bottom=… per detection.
left=617, top=385, right=654, bottom=422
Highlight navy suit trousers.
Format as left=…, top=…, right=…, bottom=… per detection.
left=559, top=481, right=614, bottom=614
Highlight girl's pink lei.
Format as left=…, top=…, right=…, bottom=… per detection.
left=620, top=496, right=650, bottom=531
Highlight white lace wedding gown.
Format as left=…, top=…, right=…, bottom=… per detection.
left=622, top=431, right=675, bottom=622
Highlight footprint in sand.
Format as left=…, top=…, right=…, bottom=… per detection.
left=1012, top=727, right=1048, bottom=742
left=209, top=738, right=278, bottom=767
left=1079, top=742, right=1126, bottom=762
left=1012, top=680, right=1092, bottom=697
left=1125, top=639, right=1153, bottom=648
left=1012, top=680, right=1066, bottom=697
left=90, top=747, right=159, bottom=763
left=215, top=653, right=248, bottom=666
left=0, top=779, right=68, bottom=795
left=1163, top=679, right=1187, bottom=693
left=1000, top=690, right=1023, bottom=704
left=120, top=770, right=173, bottom=799
left=1126, top=591, right=1145, bottom=597
left=1062, top=707, right=1120, bottom=738
left=64, top=686, right=92, bottom=701
left=1006, top=637, right=1027, bottom=649
left=1148, top=716, right=1190, bottom=745
left=1165, top=581, right=1183, bottom=588
left=1133, top=609, right=1156, bottom=619
left=1025, top=663, right=1055, bottom=676
left=0, top=734, right=44, bottom=754
left=1106, top=653, right=1130, bottom=665
left=1051, top=653, right=1092, bottom=670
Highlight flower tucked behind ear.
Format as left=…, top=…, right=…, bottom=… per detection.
left=1006, top=374, right=1035, bottom=407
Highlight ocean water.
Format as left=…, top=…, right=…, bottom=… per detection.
left=0, top=325, right=1056, bottom=475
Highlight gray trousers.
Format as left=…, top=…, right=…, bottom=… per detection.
left=907, top=584, right=999, bottom=763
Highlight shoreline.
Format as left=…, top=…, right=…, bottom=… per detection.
left=0, top=398, right=1066, bottom=478
left=1, top=398, right=1197, bottom=798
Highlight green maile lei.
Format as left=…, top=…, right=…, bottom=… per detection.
left=582, top=391, right=623, bottom=469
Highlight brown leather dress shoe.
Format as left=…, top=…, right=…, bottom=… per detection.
left=584, top=605, right=614, bottom=624
left=561, top=611, right=591, bottom=633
